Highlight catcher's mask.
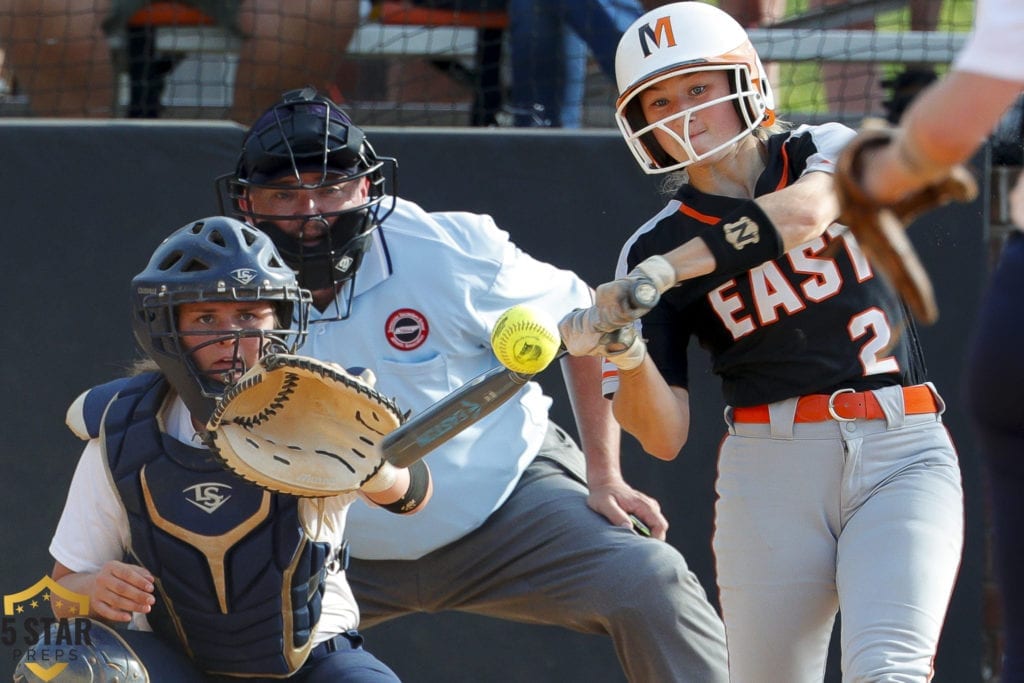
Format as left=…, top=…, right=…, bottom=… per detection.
left=131, top=216, right=312, bottom=423
left=217, top=87, right=396, bottom=312
left=614, top=1, right=776, bottom=174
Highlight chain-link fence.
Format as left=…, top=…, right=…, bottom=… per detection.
left=0, top=1, right=974, bottom=127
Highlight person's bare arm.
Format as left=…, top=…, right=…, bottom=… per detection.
left=863, top=71, right=1023, bottom=204
left=655, top=170, right=840, bottom=283
left=562, top=353, right=669, bottom=539
left=612, top=360, right=691, bottom=462
left=360, top=462, right=433, bottom=515
left=593, top=171, right=840, bottom=330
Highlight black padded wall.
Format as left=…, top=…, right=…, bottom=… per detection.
left=0, top=122, right=988, bottom=682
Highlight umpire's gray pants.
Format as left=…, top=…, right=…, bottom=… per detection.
left=347, top=423, right=729, bottom=683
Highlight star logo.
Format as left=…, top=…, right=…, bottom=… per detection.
left=4, top=576, right=91, bottom=681
left=4, top=576, right=88, bottom=618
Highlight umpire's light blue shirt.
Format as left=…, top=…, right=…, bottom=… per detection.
left=300, top=197, right=593, bottom=560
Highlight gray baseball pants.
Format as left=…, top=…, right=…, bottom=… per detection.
left=347, top=423, right=729, bottom=683
left=715, top=385, right=964, bottom=682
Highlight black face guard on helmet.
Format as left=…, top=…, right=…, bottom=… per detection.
left=131, top=216, right=311, bottom=424
left=216, top=87, right=397, bottom=303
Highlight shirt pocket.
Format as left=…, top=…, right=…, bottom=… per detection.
left=374, top=353, right=452, bottom=414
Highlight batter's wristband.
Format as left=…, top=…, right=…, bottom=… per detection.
left=698, top=201, right=783, bottom=277
left=381, top=460, right=430, bottom=514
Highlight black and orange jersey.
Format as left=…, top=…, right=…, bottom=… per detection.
left=617, top=123, right=928, bottom=407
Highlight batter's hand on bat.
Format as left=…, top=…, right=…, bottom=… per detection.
left=559, top=309, right=648, bottom=371
left=592, top=255, right=675, bottom=330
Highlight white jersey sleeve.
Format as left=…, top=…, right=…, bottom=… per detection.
left=789, top=122, right=856, bottom=176
left=48, top=441, right=155, bottom=631
left=49, top=439, right=129, bottom=574
left=954, top=0, right=1024, bottom=82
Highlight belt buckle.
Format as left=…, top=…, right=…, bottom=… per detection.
left=827, top=388, right=857, bottom=422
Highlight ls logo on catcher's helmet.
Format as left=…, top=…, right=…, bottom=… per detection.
left=184, top=482, right=232, bottom=513
left=386, top=308, right=429, bottom=351
left=638, top=16, right=677, bottom=57
left=723, top=216, right=762, bottom=250
left=230, top=268, right=258, bottom=285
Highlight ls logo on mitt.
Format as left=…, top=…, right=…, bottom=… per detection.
left=723, top=216, right=762, bottom=250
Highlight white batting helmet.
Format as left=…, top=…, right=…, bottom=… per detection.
left=614, top=1, right=777, bottom=174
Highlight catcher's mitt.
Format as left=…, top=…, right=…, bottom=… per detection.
left=835, top=119, right=979, bottom=324
left=206, top=354, right=405, bottom=497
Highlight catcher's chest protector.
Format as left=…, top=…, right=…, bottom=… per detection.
left=100, top=373, right=330, bottom=677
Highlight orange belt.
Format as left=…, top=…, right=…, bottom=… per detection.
left=732, top=385, right=938, bottom=423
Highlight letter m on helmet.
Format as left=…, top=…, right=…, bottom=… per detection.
left=638, top=16, right=676, bottom=58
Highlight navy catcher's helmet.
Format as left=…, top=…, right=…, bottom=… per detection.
left=131, top=216, right=311, bottom=423
left=217, top=87, right=396, bottom=297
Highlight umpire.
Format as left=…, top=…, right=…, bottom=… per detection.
left=217, top=87, right=730, bottom=682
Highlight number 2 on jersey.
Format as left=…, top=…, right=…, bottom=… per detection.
left=848, top=307, right=900, bottom=375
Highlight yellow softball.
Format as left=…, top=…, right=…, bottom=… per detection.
left=490, top=304, right=561, bottom=375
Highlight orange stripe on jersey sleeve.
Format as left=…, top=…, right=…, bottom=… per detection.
left=774, top=144, right=791, bottom=191
left=678, top=203, right=721, bottom=225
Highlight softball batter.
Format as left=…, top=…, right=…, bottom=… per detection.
left=561, top=3, right=964, bottom=681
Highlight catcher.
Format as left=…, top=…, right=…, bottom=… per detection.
left=20, top=217, right=429, bottom=682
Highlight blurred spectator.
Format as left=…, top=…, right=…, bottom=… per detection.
left=717, top=0, right=945, bottom=120
left=0, top=0, right=116, bottom=117
left=412, top=0, right=644, bottom=127
left=230, top=0, right=361, bottom=124
left=507, top=0, right=645, bottom=127
left=881, top=64, right=937, bottom=123
left=718, top=0, right=786, bottom=30
left=810, top=0, right=942, bottom=120
left=0, top=47, right=10, bottom=95
left=0, top=0, right=360, bottom=125
left=717, top=0, right=785, bottom=89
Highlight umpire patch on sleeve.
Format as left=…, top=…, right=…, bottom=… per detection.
left=385, top=308, right=429, bottom=350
